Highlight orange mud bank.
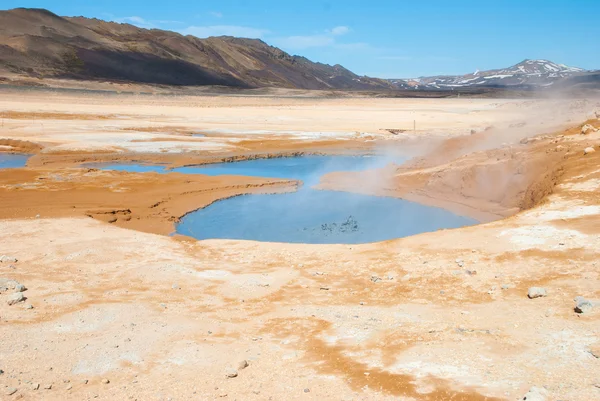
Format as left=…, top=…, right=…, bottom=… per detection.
left=0, top=167, right=297, bottom=235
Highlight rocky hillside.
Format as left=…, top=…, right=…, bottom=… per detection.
left=0, top=8, right=392, bottom=90
left=390, top=59, right=596, bottom=90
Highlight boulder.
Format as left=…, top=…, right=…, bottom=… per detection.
left=527, top=287, right=547, bottom=299
left=0, top=255, right=17, bottom=263
left=574, top=298, right=594, bottom=314
left=7, top=292, right=26, bottom=305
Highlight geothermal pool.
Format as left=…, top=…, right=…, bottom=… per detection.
left=93, top=156, right=476, bottom=244
left=0, top=153, right=29, bottom=169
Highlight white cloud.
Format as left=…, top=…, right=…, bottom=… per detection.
left=153, top=20, right=184, bottom=25
left=210, top=11, right=223, bottom=18
left=118, top=16, right=153, bottom=28
left=330, top=26, right=350, bottom=36
left=181, top=25, right=269, bottom=39
left=272, top=34, right=335, bottom=49
left=273, top=26, right=357, bottom=50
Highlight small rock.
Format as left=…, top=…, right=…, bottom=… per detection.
left=575, top=298, right=594, bottom=314
left=35, top=214, right=40, bottom=218
left=237, top=360, right=249, bottom=370
left=66, top=384, right=72, bottom=390
left=14, top=284, right=26, bottom=292
left=370, top=276, right=381, bottom=283
left=465, top=269, right=477, bottom=276
left=6, top=387, right=17, bottom=395
left=82, top=379, right=88, bottom=384
left=527, top=287, right=547, bottom=299
left=171, top=284, right=180, bottom=290
left=7, top=292, right=26, bottom=305
left=584, top=146, right=596, bottom=155
left=225, top=368, right=238, bottom=378
left=44, top=384, right=52, bottom=390
left=304, top=388, right=310, bottom=393
left=25, top=304, right=33, bottom=309
left=101, top=378, right=110, bottom=384
left=522, top=386, right=548, bottom=401
left=31, top=383, right=40, bottom=390
left=501, top=284, right=510, bottom=290
left=0, top=255, right=17, bottom=263
left=581, top=124, right=598, bottom=135
left=319, top=286, right=330, bottom=291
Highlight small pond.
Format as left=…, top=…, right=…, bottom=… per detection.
left=0, top=154, right=30, bottom=169
left=93, top=156, right=477, bottom=244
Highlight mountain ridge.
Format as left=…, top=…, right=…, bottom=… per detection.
left=0, top=7, right=391, bottom=90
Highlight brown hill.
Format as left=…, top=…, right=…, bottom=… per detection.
left=0, top=8, right=392, bottom=90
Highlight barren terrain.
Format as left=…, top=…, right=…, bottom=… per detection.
left=1, top=88, right=600, bottom=401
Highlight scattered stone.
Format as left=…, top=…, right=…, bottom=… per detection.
left=501, top=284, right=510, bottom=290
left=31, top=383, right=40, bottom=390
left=0, top=255, right=17, bottom=263
left=527, top=287, right=547, bottom=299
left=44, top=384, right=52, bottom=390
left=171, top=284, right=180, bottom=290
left=370, top=276, right=381, bottom=283
left=82, top=379, right=88, bottom=384
left=35, top=214, right=40, bottom=219
left=581, top=124, right=598, bottom=135
left=522, top=386, right=548, bottom=401
left=237, top=360, right=249, bottom=370
left=225, top=368, right=238, bottom=378
left=0, top=369, right=3, bottom=374
left=101, top=378, right=110, bottom=384
left=574, top=298, right=594, bottom=314
left=66, top=384, right=72, bottom=390
left=6, top=387, right=17, bottom=396
left=7, top=292, right=26, bottom=305
left=25, top=304, right=34, bottom=309
left=14, top=283, right=26, bottom=292
left=319, top=286, right=330, bottom=291
left=304, top=388, right=311, bottom=393
left=465, top=269, right=477, bottom=276
left=470, top=129, right=477, bottom=135
left=584, top=147, right=596, bottom=155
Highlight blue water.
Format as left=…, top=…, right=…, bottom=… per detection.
left=92, top=156, right=477, bottom=244
left=92, top=156, right=391, bottom=185
left=0, top=154, right=29, bottom=169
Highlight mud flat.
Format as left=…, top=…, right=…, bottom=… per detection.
left=0, top=91, right=600, bottom=400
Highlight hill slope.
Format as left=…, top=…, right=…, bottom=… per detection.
left=0, top=8, right=392, bottom=90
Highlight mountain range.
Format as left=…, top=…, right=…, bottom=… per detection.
left=390, top=59, right=597, bottom=90
left=0, top=8, right=597, bottom=92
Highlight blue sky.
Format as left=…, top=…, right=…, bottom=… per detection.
left=3, top=0, right=599, bottom=77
